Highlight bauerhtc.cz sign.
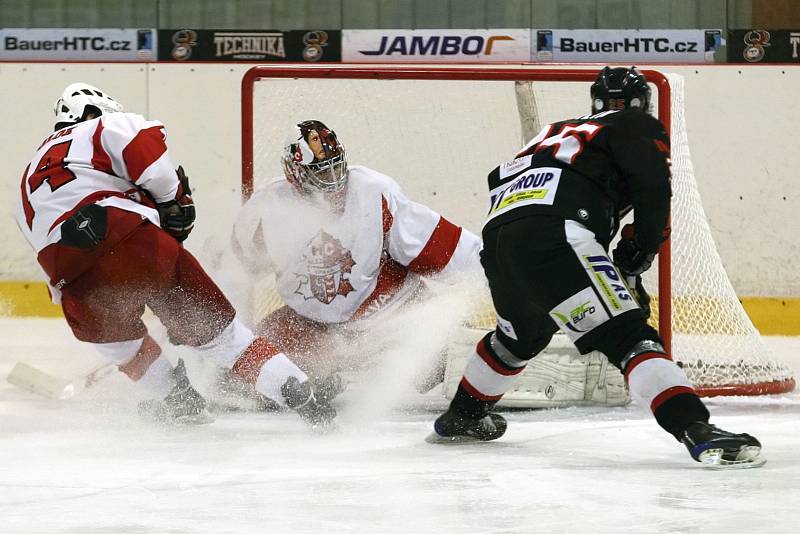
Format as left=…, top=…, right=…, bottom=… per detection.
left=0, top=28, right=156, bottom=60
left=533, top=29, right=723, bottom=63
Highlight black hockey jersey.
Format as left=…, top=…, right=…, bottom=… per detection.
left=484, top=109, right=671, bottom=253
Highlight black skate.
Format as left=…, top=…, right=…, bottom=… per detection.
left=310, top=373, right=347, bottom=404
left=425, top=410, right=507, bottom=444
left=681, top=421, right=765, bottom=469
left=137, top=359, right=214, bottom=425
left=281, top=376, right=337, bottom=429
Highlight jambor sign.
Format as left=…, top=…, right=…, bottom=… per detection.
left=342, top=29, right=529, bottom=62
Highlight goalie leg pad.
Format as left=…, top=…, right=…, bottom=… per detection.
left=444, top=329, right=630, bottom=408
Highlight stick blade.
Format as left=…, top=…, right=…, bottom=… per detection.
left=6, top=362, right=75, bottom=400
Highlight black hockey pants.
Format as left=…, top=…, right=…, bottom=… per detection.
left=480, top=215, right=661, bottom=369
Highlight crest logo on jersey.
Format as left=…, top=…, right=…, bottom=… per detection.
left=294, top=230, right=356, bottom=304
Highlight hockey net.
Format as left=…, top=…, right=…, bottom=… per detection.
left=241, top=64, right=794, bottom=397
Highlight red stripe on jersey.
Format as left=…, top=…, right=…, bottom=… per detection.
left=91, top=120, right=114, bottom=175
left=623, top=351, right=671, bottom=384
left=381, top=195, right=393, bottom=233
left=351, top=257, right=409, bottom=320
left=20, top=164, right=34, bottom=230
left=231, top=337, right=280, bottom=385
left=123, top=126, right=167, bottom=182
left=118, top=334, right=162, bottom=382
left=407, top=216, right=462, bottom=275
left=650, top=385, right=697, bottom=413
left=48, top=190, right=134, bottom=233
left=460, top=377, right=504, bottom=402
left=476, top=337, right=525, bottom=376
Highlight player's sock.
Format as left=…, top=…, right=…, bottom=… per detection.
left=623, top=348, right=709, bottom=438
left=459, top=331, right=528, bottom=407
left=95, top=334, right=175, bottom=395
left=231, top=336, right=336, bottom=426
left=681, top=421, right=765, bottom=468
left=428, top=332, right=523, bottom=443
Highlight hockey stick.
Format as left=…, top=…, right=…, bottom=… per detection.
left=6, top=361, right=116, bottom=400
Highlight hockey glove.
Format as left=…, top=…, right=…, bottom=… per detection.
left=612, top=224, right=656, bottom=277
left=156, top=166, right=195, bottom=243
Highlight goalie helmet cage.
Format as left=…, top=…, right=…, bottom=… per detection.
left=240, top=64, right=794, bottom=397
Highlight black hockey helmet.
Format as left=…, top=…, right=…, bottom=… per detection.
left=590, top=66, right=651, bottom=113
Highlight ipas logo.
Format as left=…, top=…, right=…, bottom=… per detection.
left=584, top=254, right=633, bottom=312
left=359, top=34, right=514, bottom=57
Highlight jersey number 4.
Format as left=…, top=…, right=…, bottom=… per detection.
left=21, top=140, right=77, bottom=229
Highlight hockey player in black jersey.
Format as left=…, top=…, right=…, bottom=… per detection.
left=427, top=67, right=765, bottom=469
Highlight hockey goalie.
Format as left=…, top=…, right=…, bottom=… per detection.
left=232, top=120, right=629, bottom=408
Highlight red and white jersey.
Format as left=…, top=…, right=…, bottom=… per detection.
left=233, top=165, right=482, bottom=324
left=17, top=112, right=181, bottom=296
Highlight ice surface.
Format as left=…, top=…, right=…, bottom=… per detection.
left=1, top=318, right=799, bottom=534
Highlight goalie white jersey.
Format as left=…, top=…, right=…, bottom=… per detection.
left=233, top=166, right=481, bottom=324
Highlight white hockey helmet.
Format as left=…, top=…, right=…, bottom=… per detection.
left=54, top=82, right=123, bottom=128
left=281, top=120, right=348, bottom=194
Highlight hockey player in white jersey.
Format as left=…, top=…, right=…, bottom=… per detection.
left=233, top=120, right=628, bottom=405
left=15, top=83, right=335, bottom=426
left=233, top=120, right=480, bottom=378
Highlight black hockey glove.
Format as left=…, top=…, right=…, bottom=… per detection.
left=156, top=166, right=195, bottom=243
left=612, top=224, right=656, bottom=277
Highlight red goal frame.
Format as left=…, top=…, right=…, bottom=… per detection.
left=240, top=64, right=674, bottom=353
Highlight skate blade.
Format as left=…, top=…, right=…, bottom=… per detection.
left=173, top=411, right=216, bottom=426
left=698, top=446, right=767, bottom=470
left=425, top=431, right=487, bottom=444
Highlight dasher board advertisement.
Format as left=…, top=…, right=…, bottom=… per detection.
left=158, top=29, right=340, bottom=62
left=0, top=28, right=156, bottom=61
left=533, top=29, right=723, bottom=63
left=342, top=29, right=530, bottom=62
left=728, top=29, right=800, bottom=63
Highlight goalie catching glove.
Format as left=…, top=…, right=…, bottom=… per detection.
left=156, top=166, right=195, bottom=242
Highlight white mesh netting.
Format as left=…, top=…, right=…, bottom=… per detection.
left=641, top=74, right=793, bottom=394
left=245, top=67, right=794, bottom=396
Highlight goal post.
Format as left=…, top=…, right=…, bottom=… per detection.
left=240, top=64, right=794, bottom=397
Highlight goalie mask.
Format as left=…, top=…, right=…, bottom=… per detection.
left=590, top=66, right=651, bottom=114
left=54, top=82, right=123, bottom=130
left=282, top=120, right=348, bottom=194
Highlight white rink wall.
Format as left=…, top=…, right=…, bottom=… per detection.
left=1, top=63, right=798, bottom=297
